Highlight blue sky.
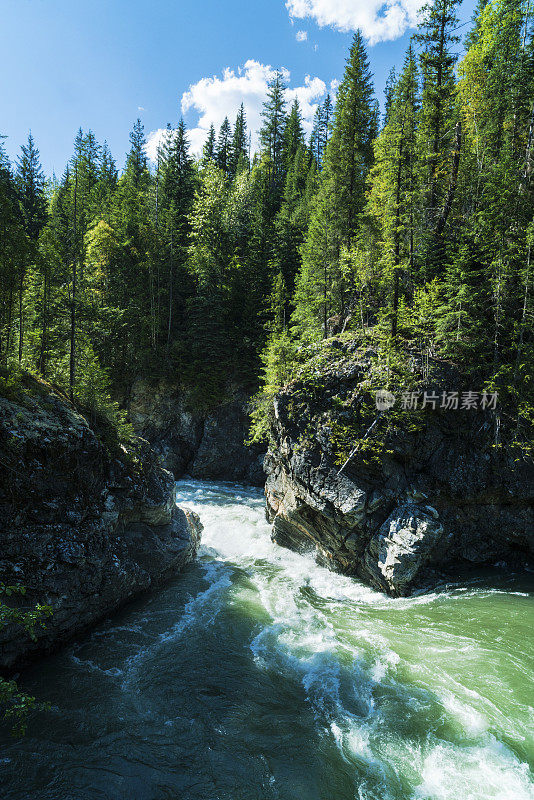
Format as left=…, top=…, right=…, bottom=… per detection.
left=2, top=0, right=476, bottom=175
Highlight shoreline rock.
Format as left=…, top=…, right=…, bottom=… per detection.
left=264, top=343, right=534, bottom=596
left=0, top=376, right=202, bottom=671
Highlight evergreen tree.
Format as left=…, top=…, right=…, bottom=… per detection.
left=159, top=119, right=196, bottom=356
left=292, top=31, right=377, bottom=338
left=310, top=95, right=332, bottom=168
left=284, top=99, right=304, bottom=168
left=125, top=118, right=148, bottom=188
left=415, top=0, right=461, bottom=236
left=230, top=103, right=248, bottom=178
left=202, top=124, right=217, bottom=166
left=16, top=133, right=47, bottom=241
left=383, top=68, right=397, bottom=126
left=366, top=44, right=420, bottom=338
left=327, top=31, right=377, bottom=250
left=259, top=70, right=288, bottom=207
left=216, top=117, right=232, bottom=177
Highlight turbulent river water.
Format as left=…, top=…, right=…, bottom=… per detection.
left=2, top=479, right=534, bottom=800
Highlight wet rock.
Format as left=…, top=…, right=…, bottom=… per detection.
left=362, top=505, right=444, bottom=596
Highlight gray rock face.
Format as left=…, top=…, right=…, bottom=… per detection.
left=129, top=378, right=265, bottom=486
left=0, top=378, right=202, bottom=670
left=363, top=505, right=444, bottom=595
left=265, top=344, right=534, bottom=596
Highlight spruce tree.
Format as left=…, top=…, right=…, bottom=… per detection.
left=216, top=117, right=232, bottom=177
left=415, top=0, right=461, bottom=233
left=230, top=103, right=248, bottom=179
left=367, top=44, right=420, bottom=339
left=16, top=133, right=47, bottom=241
left=125, top=118, right=148, bottom=188
left=293, top=31, right=377, bottom=338
left=202, top=124, right=217, bottom=166
left=259, top=70, right=288, bottom=207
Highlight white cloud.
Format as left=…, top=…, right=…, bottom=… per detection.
left=296, top=29, right=308, bottom=41
left=137, top=106, right=146, bottom=112
left=168, top=59, right=327, bottom=158
left=285, top=0, right=425, bottom=45
left=287, top=75, right=327, bottom=135
left=145, top=128, right=170, bottom=163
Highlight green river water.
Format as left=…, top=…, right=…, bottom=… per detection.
left=1, top=479, right=533, bottom=800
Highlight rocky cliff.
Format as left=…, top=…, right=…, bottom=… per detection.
left=0, top=374, right=202, bottom=670
left=128, top=378, right=265, bottom=486
left=265, top=340, right=534, bottom=596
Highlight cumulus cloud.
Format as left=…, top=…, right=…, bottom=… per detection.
left=285, top=0, right=425, bottom=45
left=145, top=128, right=169, bottom=163
left=296, top=29, right=308, bottom=41
left=154, top=59, right=327, bottom=159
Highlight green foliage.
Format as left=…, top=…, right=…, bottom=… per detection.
left=0, top=1, right=532, bottom=454
left=0, top=585, right=52, bottom=737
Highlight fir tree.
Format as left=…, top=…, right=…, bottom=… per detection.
left=216, top=117, right=232, bottom=177
left=259, top=70, right=288, bottom=206
left=125, top=118, right=148, bottom=188
left=16, top=132, right=47, bottom=241
left=202, top=124, right=217, bottom=166
left=230, top=103, right=248, bottom=179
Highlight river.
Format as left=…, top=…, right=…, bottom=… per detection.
left=1, top=479, right=533, bottom=799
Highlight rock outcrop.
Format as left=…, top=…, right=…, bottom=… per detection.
left=265, top=341, right=534, bottom=596
left=128, top=378, right=265, bottom=486
left=0, top=375, right=202, bottom=670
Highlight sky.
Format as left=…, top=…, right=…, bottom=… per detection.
left=1, top=0, right=476, bottom=175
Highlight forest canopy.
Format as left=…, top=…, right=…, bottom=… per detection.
left=1, top=0, right=532, bottom=451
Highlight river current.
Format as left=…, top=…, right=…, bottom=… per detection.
left=1, top=479, right=533, bottom=799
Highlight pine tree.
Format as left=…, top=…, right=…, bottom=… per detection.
left=15, top=133, right=47, bottom=363
left=415, top=0, right=461, bottom=235
left=259, top=70, right=288, bottom=207
left=293, top=31, right=377, bottom=338
left=325, top=31, right=377, bottom=250
left=216, top=117, right=232, bottom=177
left=0, top=138, right=27, bottom=364
left=125, top=118, right=148, bottom=189
left=383, top=68, right=397, bottom=126
left=16, top=133, right=47, bottom=241
left=230, top=103, right=248, bottom=179
left=202, top=124, right=217, bottom=166
left=160, top=119, right=196, bottom=356
left=310, top=95, right=332, bottom=169
left=366, top=44, right=420, bottom=339
left=284, top=99, right=304, bottom=168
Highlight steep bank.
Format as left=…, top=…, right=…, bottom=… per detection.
left=264, top=340, right=534, bottom=596
left=128, top=378, right=265, bottom=486
left=0, top=374, right=202, bottom=670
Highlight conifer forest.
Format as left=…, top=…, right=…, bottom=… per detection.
left=0, top=0, right=532, bottom=452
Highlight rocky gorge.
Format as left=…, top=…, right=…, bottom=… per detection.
left=264, top=340, right=534, bottom=596
left=1, top=343, right=533, bottom=676
left=128, top=378, right=265, bottom=486
left=0, top=374, right=202, bottom=670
